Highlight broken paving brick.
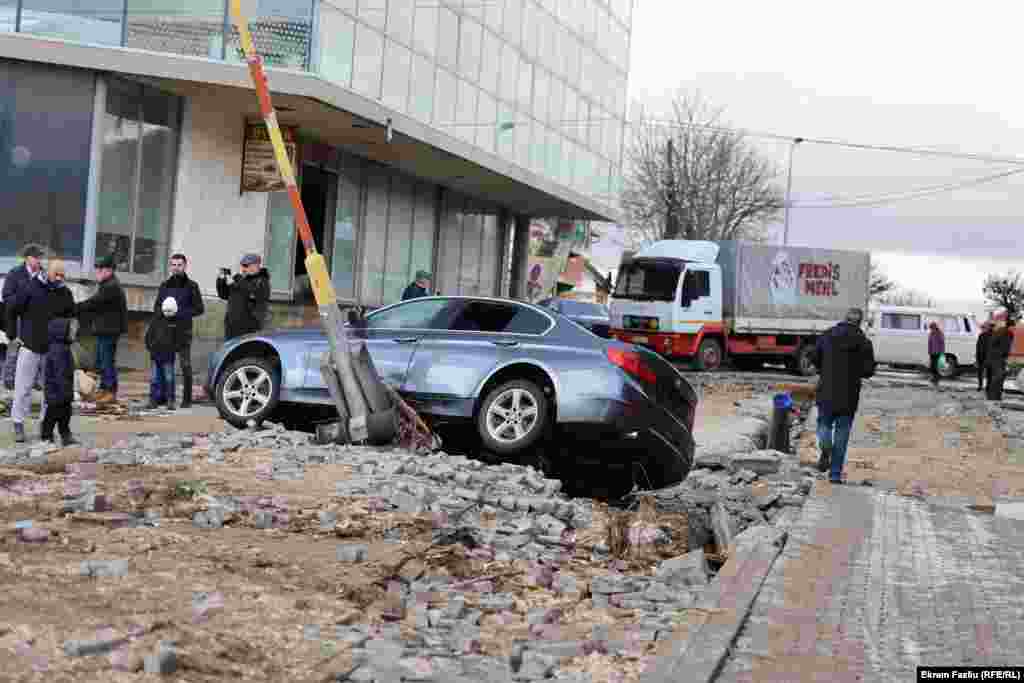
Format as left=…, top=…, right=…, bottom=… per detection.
left=80, top=559, right=129, bottom=578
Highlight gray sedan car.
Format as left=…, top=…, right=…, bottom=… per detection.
left=206, top=296, right=698, bottom=486
left=537, top=298, right=611, bottom=338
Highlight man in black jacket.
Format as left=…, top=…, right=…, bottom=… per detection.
left=154, top=253, right=205, bottom=408
left=810, top=307, right=876, bottom=484
left=216, top=253, right=270, bottom=340
left=8, top=260, right=75, bottom=443
left=74, top=255, right=128, bottom=404
left=986, top=312, right=1014, bottom=402
left=401, top=271, right=432, bottom=301
left=976, top=321, right=993, bottom=392
left=2, top=245, right=44, bottom=394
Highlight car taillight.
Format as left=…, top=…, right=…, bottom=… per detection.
left=606, top=347, right=658, bottom=385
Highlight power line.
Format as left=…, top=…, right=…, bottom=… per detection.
left=788, top=167, right=1024, bottom=208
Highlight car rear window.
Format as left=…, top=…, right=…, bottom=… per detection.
left=365, top=298, right=452, bottom=329
left=449, top=301, right=551, bottom=335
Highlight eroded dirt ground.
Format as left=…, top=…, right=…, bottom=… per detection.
left=0, top=390, right=749, bottom=682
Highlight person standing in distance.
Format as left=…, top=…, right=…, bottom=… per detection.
left=927, top=320, right=945, bottom=387
left=401, top=271, right=432, bottom=301
left=985, top=310, right=1013, bottom=402
left=216, top=254, right=270, bottom=340
left=975, top=320, right=993, bottom=392
left=154, top=254, right=204, bottom=408
left=74, top=255, right=128, bottom=404
left=810, top=307, right=876, bottom=484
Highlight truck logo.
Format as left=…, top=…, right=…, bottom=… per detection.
left=798, top=262, right=841, bottom=297
left=769, top=251, right=798, bottom=305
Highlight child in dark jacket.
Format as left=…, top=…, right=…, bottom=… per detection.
left=145, top=297, right=183, bottom=410
left=42, top=318, right=79, bottom=446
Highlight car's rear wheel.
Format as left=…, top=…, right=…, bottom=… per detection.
left=692, top=338, right=723, bottom=371
left=477, top=379, right=549, bottom=455
left=215, top=357, right=280, bottom=429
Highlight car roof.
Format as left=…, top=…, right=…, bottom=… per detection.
left=367, top=295, right=559, bottom=334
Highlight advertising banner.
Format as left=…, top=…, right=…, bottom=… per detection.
left=720, top=242, right=870, bottom=321
left=241, top=122, right=298, bottom=192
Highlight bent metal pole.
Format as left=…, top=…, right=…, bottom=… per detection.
left=227, top=0, right=369, bottom=434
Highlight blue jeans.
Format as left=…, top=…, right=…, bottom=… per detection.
left=150, top=357, right=175, bottom=405
left=817, top=409, right=854, bottom=481
left=95, top=335, right=119, bottom=394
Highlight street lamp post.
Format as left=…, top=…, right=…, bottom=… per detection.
left=782, top=137, right=804, bottom=245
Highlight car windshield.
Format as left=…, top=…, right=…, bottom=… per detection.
left=559, top=300, right=608, bottom=317
left=613, top=259, right=681, bottom=302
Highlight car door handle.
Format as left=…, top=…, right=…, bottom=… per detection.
left=392, top=337, right=419, bottom=344
left=703, top=310, right=713, bottom=315
left=491, top=340, right=520, bottom=347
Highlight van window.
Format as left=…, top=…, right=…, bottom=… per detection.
left=881, top=313, right=921, bottom=330
left=942, top=317, right=961, bottom=334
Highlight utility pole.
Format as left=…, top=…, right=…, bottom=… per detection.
left=665, top=137, right=678, bottom=239
left=782, top=137, right=804, bottom=245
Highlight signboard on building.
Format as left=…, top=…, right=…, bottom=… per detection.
left=241, top=122, right=298, bottom=192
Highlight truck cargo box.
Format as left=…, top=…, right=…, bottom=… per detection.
left=715, top=241, right=870, bottom=332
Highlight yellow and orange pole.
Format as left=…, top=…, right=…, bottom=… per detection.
left=228, top=0, right=371, bottom=434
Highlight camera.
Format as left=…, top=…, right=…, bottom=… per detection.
left=220, top=267, right=231, bottom=276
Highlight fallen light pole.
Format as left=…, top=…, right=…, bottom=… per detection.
left=228, top=1, right=438, bottom=451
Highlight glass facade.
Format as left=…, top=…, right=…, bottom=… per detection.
left=0, top=59, right=95, bottom=266
left=95, top=78, right=182, bottom=279
left=6, top=0, right=632, bottom=212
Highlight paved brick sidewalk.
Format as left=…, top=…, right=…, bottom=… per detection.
left=717, top=483, right=1024, bottom=682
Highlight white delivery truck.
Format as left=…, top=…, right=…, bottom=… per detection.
left=609, top=240, right=871, bottom=375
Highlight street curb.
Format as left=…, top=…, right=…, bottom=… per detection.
left=639, top=528, right=787, bottom=683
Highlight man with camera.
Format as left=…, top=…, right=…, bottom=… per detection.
left=154, top=253, right=205, bottom=408
left=216, top=254, right=270, bottom=341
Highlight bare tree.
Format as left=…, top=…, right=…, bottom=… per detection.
left=982, top=270, right=1024, bottom=321
left=620, top=92, right=783, bottom=247
left=869, top=261, right=897, bottom=301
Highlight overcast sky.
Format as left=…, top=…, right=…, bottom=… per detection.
left=602, top=0, right=1024, bottom=314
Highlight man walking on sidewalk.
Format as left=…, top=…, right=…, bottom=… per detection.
left=154, top=254, right=204, bottom=408
left=74, top=256, right=128, bottom=404
left=976, top=321, right=993, bottom=392
left=810, top=307, right=876, bottom=484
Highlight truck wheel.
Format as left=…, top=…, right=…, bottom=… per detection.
left=792, top=343, right=818, bottom=377
left=692, top=339, right=723, bottom=371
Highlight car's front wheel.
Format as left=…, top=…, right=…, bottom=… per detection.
left=477, top=379, right=549, bottom=455
left=215, top=357, right=280, bottom=429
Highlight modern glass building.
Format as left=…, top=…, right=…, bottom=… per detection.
left=0, top=0, right=632, bottom=330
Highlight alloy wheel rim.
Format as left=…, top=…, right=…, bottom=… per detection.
left=222, top=366, right=272, bottom=418
left=485, top=388, right=539, bottom=444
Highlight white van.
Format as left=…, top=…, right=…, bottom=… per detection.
left=866, top=305, right=979, bottom=378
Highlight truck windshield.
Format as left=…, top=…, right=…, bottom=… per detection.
left=613, top=260, right=681, bottom=302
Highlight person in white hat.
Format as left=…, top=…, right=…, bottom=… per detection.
left=144, top=297, right=183, bottom=410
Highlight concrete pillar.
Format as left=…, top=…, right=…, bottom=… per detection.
left=508, top=214, right=531, bottom=301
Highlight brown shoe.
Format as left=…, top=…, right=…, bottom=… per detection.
left=93, top=391, right=117, bottom=405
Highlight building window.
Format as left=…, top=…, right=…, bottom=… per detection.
left=352, top=23, right=384, bottom=99
left=332, top=154, right=362, bottom=301
left=409, top=54, right=436, bottom=123
left=18, top=0, right=122, bottom=46
left=95, top=78, right=181, bottom=278
left=265, top=189, right=297, bottom=296
left=381, top=39, right=412, bottom=113
left=319, top=5, right=355, bottom=88
left=0, top=59, right=95, bottom=266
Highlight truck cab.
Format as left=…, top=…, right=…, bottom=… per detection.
left=610, top=241, right=727, bottom=369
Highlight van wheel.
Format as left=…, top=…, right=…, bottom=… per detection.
left=692, top=339, right=723, bottom=371
left=939, top=354, right=959, bottom=379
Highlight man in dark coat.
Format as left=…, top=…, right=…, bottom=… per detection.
left=41, top=318, right=79, bottom=446
left=985, top=311, right=1014, bottom=402
left=216, top=253, right=271, bottom=340
left=809, top=307, right=876, bottom=484
left=7, top=260, right=75, bottom=443
left=976, top=321, right=993, bottom=392
left=2, top=244, right=44, bottom=392
left=154, top=253, right=205, bottom=408
left=74, top=255, right=128, bottom=404
left=401, top=271, right=432, bottom=301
